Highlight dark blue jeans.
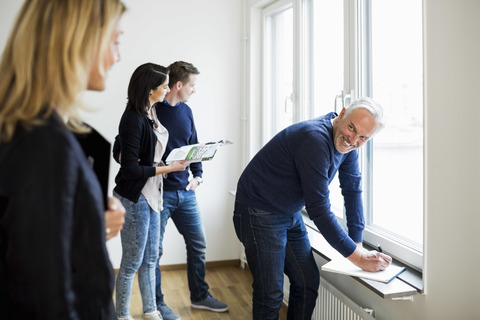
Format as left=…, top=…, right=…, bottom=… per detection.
left=233, top=200, right=319, bottom=320
left=155, top=189, right=209, bottom=304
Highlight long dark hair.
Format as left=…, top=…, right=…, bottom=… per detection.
left=126, top=63, right=169, bottom=115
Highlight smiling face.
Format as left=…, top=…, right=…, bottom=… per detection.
left=332, top=107, right=380, bottom=154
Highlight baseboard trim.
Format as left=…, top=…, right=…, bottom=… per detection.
left=160, top=259, right=241, bottom=271
left=114, top=259, right=242, bottom=273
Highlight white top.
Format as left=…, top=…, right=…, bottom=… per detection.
left=142, top=106, right=168, bottom=213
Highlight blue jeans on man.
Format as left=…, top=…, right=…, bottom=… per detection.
left=155, top=189, right=209, bottom=303
left=233, top=200, right=320, bottom=320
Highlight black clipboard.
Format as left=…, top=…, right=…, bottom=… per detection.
left=75, top=124, right=111, bottom=210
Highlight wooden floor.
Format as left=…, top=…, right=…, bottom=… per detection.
left=114, top=263, right=288, bottom=320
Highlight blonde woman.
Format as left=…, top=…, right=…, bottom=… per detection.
left=0, top=0, right=126, bottom=319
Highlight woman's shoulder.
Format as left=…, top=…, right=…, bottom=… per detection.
left=10, top=113, right=76, bottom=153
left=0, top=113, right=84, bottom=182
left=118, top=108, right=145, bottom=133
left=120, top=107, right=149, bottom=125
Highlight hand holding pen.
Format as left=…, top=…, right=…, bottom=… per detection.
left=348, top=245, right=392, bottom=272
left=375, top=244, right=392, bottom=270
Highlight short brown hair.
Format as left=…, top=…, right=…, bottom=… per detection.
left=167, top=61, right=200, bottom=88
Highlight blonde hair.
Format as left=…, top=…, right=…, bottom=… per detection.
left=0, top=0, right=126, bottom=142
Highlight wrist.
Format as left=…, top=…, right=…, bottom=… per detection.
left=347, top=247, right=362, bottom=264
left=194, top=176, right=203, bottom=185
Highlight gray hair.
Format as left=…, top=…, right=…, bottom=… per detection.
left=344, top=97, right=385, bottom=131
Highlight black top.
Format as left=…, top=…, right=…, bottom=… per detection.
left=0, top=112, right=115, bottom=319
left=114, top=107, right=157, bottom=202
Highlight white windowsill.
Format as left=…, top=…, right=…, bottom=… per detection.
left=302, top=212, right=423, bottom=299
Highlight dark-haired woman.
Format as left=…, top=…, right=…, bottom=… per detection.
left=113, top=63, right=187, bottom=320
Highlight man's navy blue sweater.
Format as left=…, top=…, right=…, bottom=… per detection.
left=236, top=112, right=364, bottom=257
left=155, top=100, right=202, bottom=190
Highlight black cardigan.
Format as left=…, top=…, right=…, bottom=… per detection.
left=113, top=107, right=157, bottom=203
left=0, top=112, right=115, bottom=319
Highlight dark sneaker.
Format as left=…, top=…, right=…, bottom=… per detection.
left=158, top=301, right=180, bottom=320
left=191, top=294, right=229, bottom=312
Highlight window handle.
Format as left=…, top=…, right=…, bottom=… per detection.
left=334, top=90, right=352, bottom=113
left=285, top=92, right=293, bottom=113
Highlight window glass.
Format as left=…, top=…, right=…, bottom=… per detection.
left=264, top=4, right=294, bottom=140
left=312, top=0, right=344, bottom=117
left=311, top=0, right=345, bottom=217
left=369, top=0, right=424, bottom=250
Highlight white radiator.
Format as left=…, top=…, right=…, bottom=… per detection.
left=313, top=278, right=376, bottom=320
left=283, top=277, right=375, bottom=319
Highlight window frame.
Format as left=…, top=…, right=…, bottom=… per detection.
left=250, top=0, right=424, bottom=272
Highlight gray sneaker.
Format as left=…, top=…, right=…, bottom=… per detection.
left=157, top=301, right=180, bottom=320
left=191, top=294, right=229, bottom=312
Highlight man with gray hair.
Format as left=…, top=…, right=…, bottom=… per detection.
left=233, top=98, right=391, bottom=320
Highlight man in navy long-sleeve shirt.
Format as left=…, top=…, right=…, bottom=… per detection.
left=234, top=98, right=392, bottom=320
left=153, top=62, right=228, bottom=319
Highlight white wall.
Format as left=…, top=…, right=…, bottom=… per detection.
left=0, top=0, right=243, bottom=269
left=2, top=0, right=480, bottom=319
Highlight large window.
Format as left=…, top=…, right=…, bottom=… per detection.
left=258, top=0, right=424, bottom=271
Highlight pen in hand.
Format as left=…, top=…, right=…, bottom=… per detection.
left=375, top=243, right=393, bottom=269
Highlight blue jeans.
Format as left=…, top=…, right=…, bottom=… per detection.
left=114, top=193, right=160, bottom=318
left=233, top=200, right=319, bottom=320
left=155, top=189, right=209, bottom=304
